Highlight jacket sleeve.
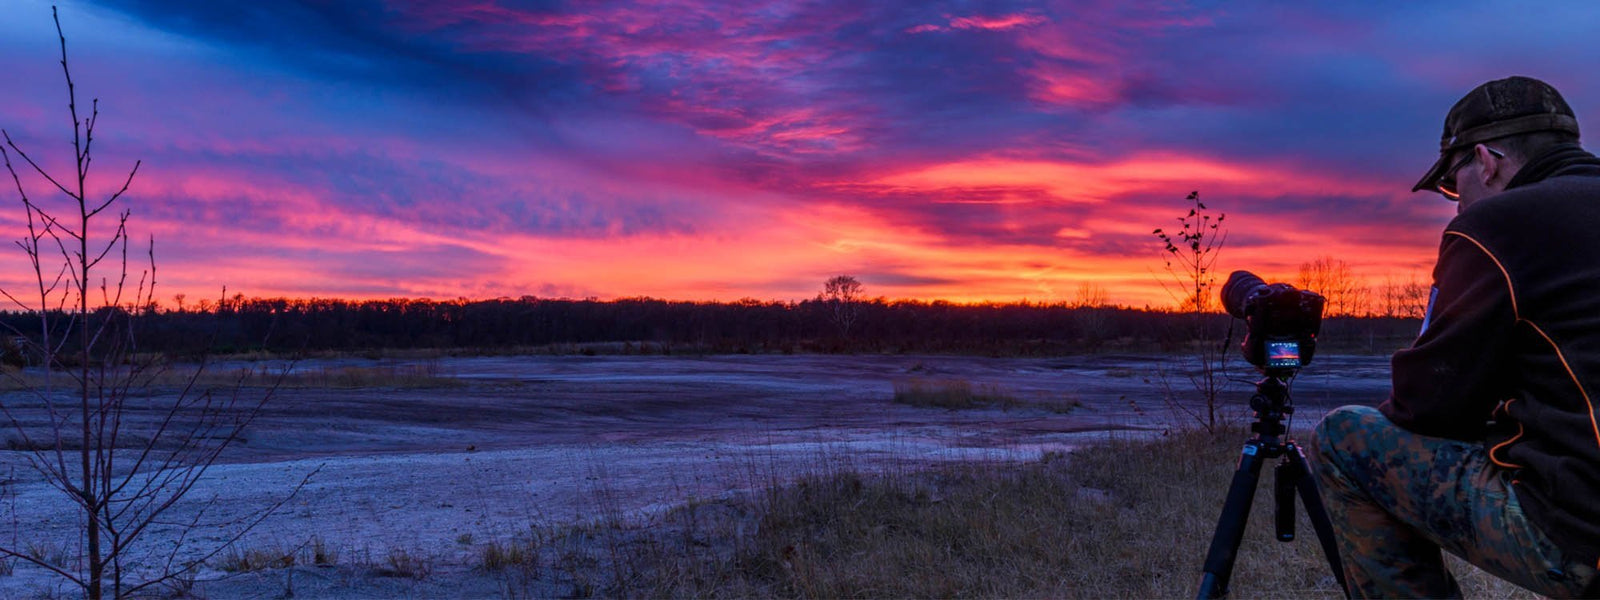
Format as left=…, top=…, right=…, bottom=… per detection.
left=1379, top=231, right=1518, bottom=440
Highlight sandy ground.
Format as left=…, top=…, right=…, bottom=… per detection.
left=0, top=353, right=1390, bottom=598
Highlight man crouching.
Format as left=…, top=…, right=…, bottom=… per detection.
left=1311, top=76, right=1600, bottom=598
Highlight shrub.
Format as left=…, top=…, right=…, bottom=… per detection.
left=892, top=378, right=1019, bottom=410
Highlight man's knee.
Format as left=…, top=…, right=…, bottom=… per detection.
left=1310, top=404, right=1383, bottom=462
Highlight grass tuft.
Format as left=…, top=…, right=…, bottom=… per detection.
left=893, top=378, right=1081, bottom=413
left=214, top=537, right=336, bottom=573
left=380, top=548, right=432, bottom=580
left=217, top=545, right=296, bottom=573
left=481, top=539, right=541, bottom=573
left=290, top=363, right=459, bottom=389
left=892, top=378, right=1020, bottom=410
left=311, top=536, right=337, bottom=566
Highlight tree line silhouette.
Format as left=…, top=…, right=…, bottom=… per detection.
left=0, top=295, right=1424, bottom=361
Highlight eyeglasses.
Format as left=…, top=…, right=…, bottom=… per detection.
left=1437, top=146, right=1505, bottom=200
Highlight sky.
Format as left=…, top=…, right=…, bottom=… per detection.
left=2, top=0, right=1599, bottom=308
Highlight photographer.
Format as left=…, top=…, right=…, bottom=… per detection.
left=1310, top=76, right=1600, bottom=598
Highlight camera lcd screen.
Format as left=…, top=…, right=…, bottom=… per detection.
left=1266, top=340, right=1301, bottom=368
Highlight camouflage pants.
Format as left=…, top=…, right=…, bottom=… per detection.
left=1309, top=405, right=1597, bottom=598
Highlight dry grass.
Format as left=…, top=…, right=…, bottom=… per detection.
left=214, top=536, right=336, bottom=574
left=892, top=378, right=1021, bottom=410
left=163, top=428, right=1532, bottom=598
left=310, top=536, right=337, bottom=566
left=380, top=547, right=432, bottom=580
left=217, top=545, right=297, bottom=573
left=561, top=427, right=1534, bottom=598
left=279, top=363, right=460, bottom=389
left=22, top=541, right=71, bottom=571
left=700, top=429, right=1264, bottom=598
left=893, top=378, right=1081, bottom=413
left=481, top=539, right=541, bottom=573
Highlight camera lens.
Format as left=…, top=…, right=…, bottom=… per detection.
left=1221, top=270, right=1267, bottom=319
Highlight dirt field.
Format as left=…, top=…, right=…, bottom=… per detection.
left=0, top=353, right=1390, bottom=597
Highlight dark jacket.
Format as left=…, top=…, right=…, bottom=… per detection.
left=1380, top=144, right=1600, bottom=567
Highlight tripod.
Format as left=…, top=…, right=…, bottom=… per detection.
left=1195, top=372, right=1349, bottom=599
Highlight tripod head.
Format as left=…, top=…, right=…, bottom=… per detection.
left=1247, top=374, right=1295, bottom=440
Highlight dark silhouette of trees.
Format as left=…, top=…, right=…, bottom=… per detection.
left=1379, top=272, right=1430, bottom=319
left=1298, top=256, right=1371, bottom=317
left=0, top=294, right=1420, bottom=359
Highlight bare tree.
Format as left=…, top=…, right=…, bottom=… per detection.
left=1071, top=282, right=1112, bottom=348
left=1150, top=191, right=1231, bottom=432
left=1071, top=282, right=1109, bottom=308
left=1153, top=191, right=1227, bottom=313
left=0, top=9, right=296, bottom=598
left=1379, top=271, right=1430, bottom=319
left=821, top=275, right=863, bottom=338
left=1297, top=256, right=1371, bottom=317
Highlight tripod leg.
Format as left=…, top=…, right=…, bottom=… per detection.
left=1197, top=440, right=1269, bottom=600
left=1285, top=441, right=1350, bottom=599
left=1274, top=462, right=1297, bottom=541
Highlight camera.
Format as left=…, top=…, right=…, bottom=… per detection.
left=1220, top=270, right=1325, bottom=373
left=1199, top=273, right=1345, bottom=599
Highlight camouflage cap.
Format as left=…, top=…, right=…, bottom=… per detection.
left=1412, top=76, right=1580, bottom=192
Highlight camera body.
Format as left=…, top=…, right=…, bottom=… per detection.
left=1221, top=271, right=1325, bottom=373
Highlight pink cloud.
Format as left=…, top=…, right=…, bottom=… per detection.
left=906, top=12, right=1048, bottom=34
left=1026, top=66, right=1123, bottom=107
left=950, top=14, right=1048, bottom=31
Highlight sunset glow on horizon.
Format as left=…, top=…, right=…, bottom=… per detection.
left=3, top=1, right=1597, bottom=309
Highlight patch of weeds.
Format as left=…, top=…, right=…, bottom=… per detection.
left=138, top=361, right=462, bottom=391
left=554, top=543, right=601, bottom=597
left=310, top=536, right=337, bottom=566
left=160, top=569, right=198, bottom=597
left=299, top=362, right=460, bottom=389
left=480, top=539, right=540, bottom=573
left=218, top=545, right=295, bottom=573
left=456, top=533, right=474, bottom=546
left=0, top=556, right=13, bottom=577
left=25, top=541, right=70, bottom=569
left=380, top=548, right=432, bottom=580
left=892, top=378, right=1019, bottom=410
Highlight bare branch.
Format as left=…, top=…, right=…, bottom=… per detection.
left=1, top=131, right=76, bottom=201
left=0, top=546, right=88, bottom=586
left=88, top=160, right=139, bottom=219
